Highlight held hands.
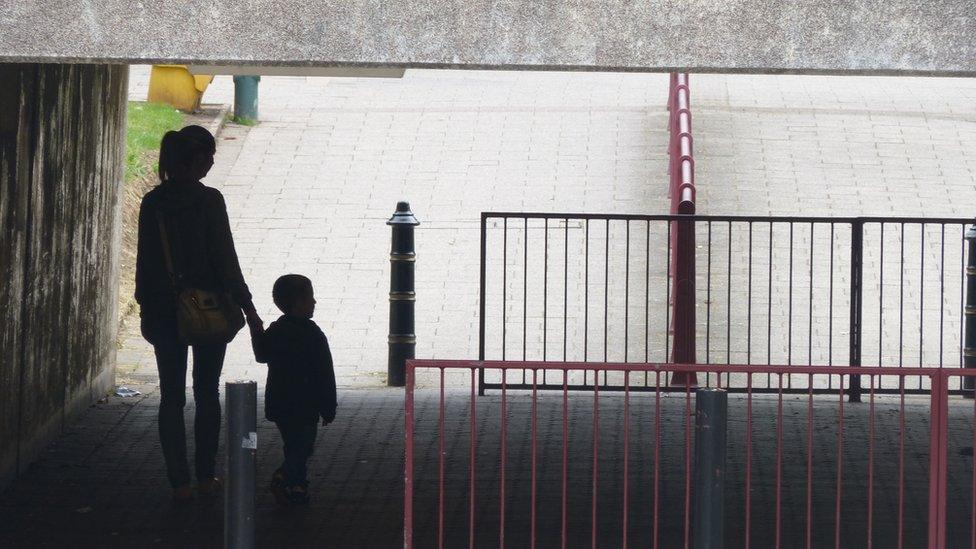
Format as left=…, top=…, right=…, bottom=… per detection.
left=244, top=305, right=264, bottom=334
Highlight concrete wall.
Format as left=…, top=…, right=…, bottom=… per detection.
left=0, top=63, right=127, bottom=488
left=1, top=1, right=974, bottom=75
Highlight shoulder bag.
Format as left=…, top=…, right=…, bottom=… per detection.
left=156, top=209, right=245, bottom=345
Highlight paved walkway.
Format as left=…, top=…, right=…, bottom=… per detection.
left=1, top=383, right=974, bottom=547
left=4, top=68, right=976, bottom=547
left=122, top=66, right=674, bottom=388
left=120, top=68, right=976, bottom=391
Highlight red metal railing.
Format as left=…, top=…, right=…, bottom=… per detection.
left=667, top=73, right=696, bottom=383
left=667, top=72, right=695, bottom=217
left=405, top=359, right=974, bottom=548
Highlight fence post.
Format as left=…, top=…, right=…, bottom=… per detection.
left=478, top=213, right=487, bottom=396
left=694, top=388, right=727, bottom=549
left=225, top=381, right=257, bottom=549
left=403, top=361, right=416, bottom=548
left=388, top=202, right=420, bottom=387
left=232, top=75, right=260, bottom=122
left=927, top=372, right=949, bottom=548
left=848, top=221, right=863, bottom=403
left=964, top=225, right=976, bottom=397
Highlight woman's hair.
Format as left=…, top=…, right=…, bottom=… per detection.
left=180, top=125, right=216, bottom=152
left=157, top=125, right=217, bottom=182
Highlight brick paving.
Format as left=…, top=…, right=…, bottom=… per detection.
left=122, top=66, right=674, bottom=388
left=690, top=74, right=976, bottom=385
left=3, top=68, right=976, bottom=547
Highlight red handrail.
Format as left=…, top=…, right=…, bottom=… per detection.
left=668, top=72, right=695, bottom=214
left=667, top=73, right=696, bottom=384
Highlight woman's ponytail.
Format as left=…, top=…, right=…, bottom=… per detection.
left=157, top=130, right=184, bottom=183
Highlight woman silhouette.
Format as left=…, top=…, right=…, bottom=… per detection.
left=135, top=125, right=262, bottom=500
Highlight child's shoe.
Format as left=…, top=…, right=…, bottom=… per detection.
left=269, top=469, right=288, bottom=506
left=284, top=483, right=309, bottom=506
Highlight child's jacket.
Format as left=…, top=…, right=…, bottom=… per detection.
left=252, top=315, right=337, bottom=424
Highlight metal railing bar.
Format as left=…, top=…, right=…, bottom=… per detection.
left=482, top=212, right=976, bottom=225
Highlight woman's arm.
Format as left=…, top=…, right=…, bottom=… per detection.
left=134, top=196, right=151, bottom=306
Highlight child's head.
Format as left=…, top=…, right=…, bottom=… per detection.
left=272, top=274, right=315, bottom=318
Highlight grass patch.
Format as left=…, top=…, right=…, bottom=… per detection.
left=231, top=115, right=257, bottom=126
left=125, top=101, right=183, bottom=182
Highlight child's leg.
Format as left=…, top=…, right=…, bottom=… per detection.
left=294, top=423, right=318, bottom=484
left=277, top=421, right=317, bottom=487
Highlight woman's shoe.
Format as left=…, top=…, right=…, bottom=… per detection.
left=196, top=477, right=222, bottom=496
left=172, top=484, right=194, bottom=502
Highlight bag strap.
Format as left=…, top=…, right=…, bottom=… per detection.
left=155, top=209, right=181, bottom=291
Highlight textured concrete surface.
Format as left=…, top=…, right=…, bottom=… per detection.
left=0, top=63, right=127, bottom=489
left=1, top=381, right=973, bottom=548
left=2, top=1, right=976, bottom=75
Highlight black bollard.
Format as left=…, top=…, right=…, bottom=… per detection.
left=965, top=226, right=976, bottom=397
left=225, top=381, right=256, bottom=549
left=387, top=202, right=420, bottom=387
left=694, top=388, right=727, bottom=549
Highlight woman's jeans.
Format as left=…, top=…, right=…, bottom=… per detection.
left=149, top=320, right=227, bottom=488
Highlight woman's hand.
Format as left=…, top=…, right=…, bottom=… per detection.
left=243, top=302, right=263, bottom=332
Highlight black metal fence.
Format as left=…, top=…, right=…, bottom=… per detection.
left=478, top=212, right=976, bottom=398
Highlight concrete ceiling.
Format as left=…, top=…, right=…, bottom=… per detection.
left=1, top=0, right=974, bottom=76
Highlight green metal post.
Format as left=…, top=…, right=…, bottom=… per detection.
left=232, top=75, right=260, bottom=122
left=387, top=202, right=420, bottom=387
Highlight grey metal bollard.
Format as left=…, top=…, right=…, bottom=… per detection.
left=694, top=388, right=727, bottom=549
left=225, top=381, right=257, bottom=549
left=387, top=202, right=420, bottom=387
left=965, top=226, right=976, bottom=397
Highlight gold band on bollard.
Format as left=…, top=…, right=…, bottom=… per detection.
left=389, top=291, right=416, bottom=301
left=390, top=253, right=416, bottom=262
left=388, top=334, right=417, bottom=344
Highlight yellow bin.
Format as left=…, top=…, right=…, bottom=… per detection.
left=147, top=65, right=214, bottom=112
